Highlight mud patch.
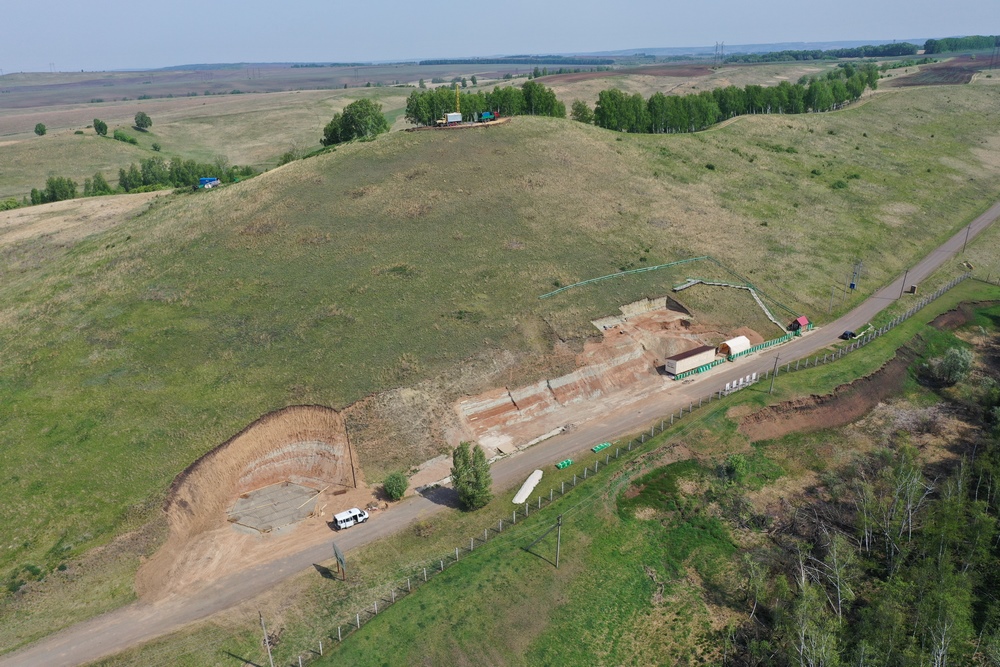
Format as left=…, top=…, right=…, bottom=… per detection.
left=739, top=349, right=914, bottom=442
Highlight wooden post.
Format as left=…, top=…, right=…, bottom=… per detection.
left=456, top=547, right=459, bottom=561
left=259, top=612, right=275, bottom=667
left=356, top=613, right=360, bottom=628
left=440, top=559, right=444, bottom=571
left=391, top=589, right=395, bottom=603
left=485, top=528, right=488, bottom=542
left=424, top=567, right=427, bottom=581
left=374, top=600, right=378, bottom=615
left=408, top=577, right=411, bottom=592
left=550, top=488, right=553, bottom=501
left=320, top=640, right=323, bottom=656
left=339, top=626, right=342, bottom=642
left=555, top=515, right=562, bottom=568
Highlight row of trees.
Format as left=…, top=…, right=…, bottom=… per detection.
left=726, top=42, right=918, bottom=63
left=404, top=81, right=565, bottom=126
left=418, top=57, right=612, bottom=66
left=25, top=156, right=254, bottom=204
left=924, top=35, right=998, bottom=53
left=117, top=156, right=254, bottom=192
left=588, top=64, right=879, bottom=134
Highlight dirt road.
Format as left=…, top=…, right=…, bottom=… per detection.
left=3, top=200, right=998, bottom=667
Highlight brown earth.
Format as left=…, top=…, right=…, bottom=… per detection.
left=135, top=405, right=370, bottom=600
left=541, top=64, right=713, bottom=86
left=457, top=299, right=753, bottom=454
left=929, top=300, right=998, bottom=330
left=886, top=55, right=984, bottom=87
left=738, top=348, right=914, bottom=442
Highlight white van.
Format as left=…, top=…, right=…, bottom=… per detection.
left=333, top=508, right=369, bottom=530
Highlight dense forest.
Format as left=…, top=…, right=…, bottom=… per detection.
left=404, top=81, right=565, bottom=126
left=588, top=63, right=879, bottom=134
left=924, top=35, right=999, bottom=54
left=726, top=42, right=918, bottom=63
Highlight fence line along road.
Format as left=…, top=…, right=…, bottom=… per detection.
left=2, top=198, right=999, bottom=667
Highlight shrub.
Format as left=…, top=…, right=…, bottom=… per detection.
left=383, top=472, right=408, bottom=501
left=0, top=198, right=20, bottom=211
left=705, top=163, right=716, bottom=170
left=113, top=129, right=138, bottom=145
left=926, top=347, right=974, bottom=386
left=34, top=123, right=46, bottom=136
left=831, top=180, right=848, bottom=189
left=151, top=142, right=161, bottom=152
left=74, top=130, right=84, bottom=135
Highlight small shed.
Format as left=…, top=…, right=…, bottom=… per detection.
left=789, top=315, right=810, bottom=331
left=663, top=345, right=716, bottom=375
left=718, top=335, right=751, bottom=357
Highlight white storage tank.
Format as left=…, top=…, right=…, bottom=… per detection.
left=663, top=345, right=717, bottom=375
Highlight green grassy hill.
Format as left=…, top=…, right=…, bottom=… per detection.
left=1, top=83, right=1000, bottom=645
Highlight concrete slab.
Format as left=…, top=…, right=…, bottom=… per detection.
left=227, top=482, right=319, bottom=534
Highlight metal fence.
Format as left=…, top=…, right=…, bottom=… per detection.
left=273, top=271, right=974, bottom=666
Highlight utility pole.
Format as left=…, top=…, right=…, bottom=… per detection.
left=260, top=612, right=275, bottom=667
left=768, top=355, right=780, bottom=394
left=555, top=515, right=562, bottom=568
left=962, top=223, right=972, bottom=253
left=899, top=268, right=909, bottom=299
left=828, top=285, right=835, bottom=314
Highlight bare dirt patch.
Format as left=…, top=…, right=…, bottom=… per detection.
left=136, top=405, right=368, bottom=600
left=887, top=55, right=983, bottom=87
left=930, top=301, right=998, bottom=330
left=739, top=349, right=914, bottom=442
left=0, top=192, right=164, bottom=248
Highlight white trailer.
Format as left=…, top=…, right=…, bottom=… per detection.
left=445, top=112, right=462, bottom=124
left=663, top=345, right=717, bottom=375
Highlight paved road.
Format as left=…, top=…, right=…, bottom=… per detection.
left=3, top=200, right=998, bottom=667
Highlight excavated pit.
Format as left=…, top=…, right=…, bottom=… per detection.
left=137, top=405, right=365, bottom=597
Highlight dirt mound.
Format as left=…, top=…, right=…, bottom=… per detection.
left=136, top=405, right=361, bottom=597
left=930, top=301, right=998, bottom=330
left=739, top=350, right=913, bottom=443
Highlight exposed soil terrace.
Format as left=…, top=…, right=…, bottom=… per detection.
left=738, top=349, right=914, bottom=443
left=136, top=405, right=368, bottom=600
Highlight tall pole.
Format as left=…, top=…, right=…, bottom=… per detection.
left=963, top=224, right=972, bottom=253
left=555, top=515, right=562, bottom=568
left=768, top=355, right=780, bottom=394
left=260, top=612, right=275, bottom=667
left=899, top=269, right=909, bottom=299
left=828, top=285, right=834, bottom=314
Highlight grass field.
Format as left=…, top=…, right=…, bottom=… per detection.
left=88, top=280, right=1000, bottom=666
left=0, top=88, right=411, bottom=198
left=1, top=82, right=1000, bottom=650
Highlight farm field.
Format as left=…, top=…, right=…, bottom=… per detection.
left=0, top=88, right=410, bottom=198
left=87, top=281, right=1000, bottom=666
left=1, top=81, right=1000, bottom=653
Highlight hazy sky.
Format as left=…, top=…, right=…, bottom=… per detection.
left=3, top=0, right=996, bottom=72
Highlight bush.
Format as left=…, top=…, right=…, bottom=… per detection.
left=831, top=179, right=848, bottom=189
left=926, top=347, right=974, bottom=386
left=383, top=472, right=409, bottom=501
left=0, top=197, right=20, bottom=211
left=34, top=123, right=46, bottom=136
left=93, top=118, right=108, bottom=136
left=113, top=129, right=138, bottom=145
left=151, top=142, right=161, bottom=152
left=451, top=442, right=492, bottom=510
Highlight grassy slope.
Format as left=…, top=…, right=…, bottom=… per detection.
left=1, top=84, right=1000, bottom=645
left=0, top=89, right=410, bottom=198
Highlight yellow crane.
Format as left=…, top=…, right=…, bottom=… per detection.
left=455, top=84, right=460, bottom=113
